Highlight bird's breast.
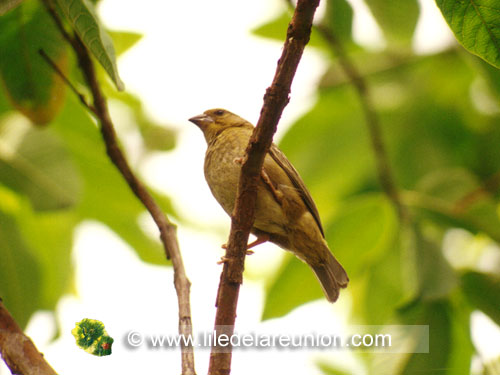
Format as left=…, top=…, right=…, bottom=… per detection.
left=204, top=128, right=248, bottom=215
left=203, top=127, right=290, bottom=239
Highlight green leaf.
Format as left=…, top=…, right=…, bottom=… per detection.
left=20, top=210, right=76, bottom=310
left=446, top=294, right=475, bottom=375
left=416, top=168, right=478, bottom=202
left=109, top=30, right=142, bottom=57
left=436, top=0, right=500, bottom=68
left=261, top=254, right=323, bottom=320
left=407, top=191, right=500, bottom=245
left=316, top=361, right=353, bottom=375
left=461, top=271, right=500, bottom=325
left=356, top=240, right=406, bottom=324
left=0, top=77, right=10, bottom=115
left=402, top=223, right=458, bottom=301
left=141, top=124, right=177, bottom=152
left=0, top=1, right=68, bottom=124
left=0, top=0, right=22, bottom=15
left=325, top=194, right=398, bottom=278
left=0, top=185, right=75, bottom=324
left=55, top=0, right=124, bottom=90
left=53, top=95, right=171, bottom=264
left=364, top=0, right=419, bottom=46
left=322, top=0, right=353, bottom=43
left=408, top=168, right=500, bottom=244
left=0, top=115, right=82, bottom=211
left=0, top=189, right=41, bottom=328
left=375, top=51, right=500, bottom=196
left=278, top=89, right=371, bottom=212
left=396, top=299, right=473, bottom=375
left=400, top=301, right=451, bottom=374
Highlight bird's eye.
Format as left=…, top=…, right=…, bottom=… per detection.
left=214, top=110, right=225, bottom=116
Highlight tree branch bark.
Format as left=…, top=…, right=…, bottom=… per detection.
left=41, top=1, right=196, bottom=374
left=207, top=1, right=320, bottom=374
left=0, top=300, right=57, bottom=375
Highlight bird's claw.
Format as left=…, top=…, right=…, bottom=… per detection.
left=220, top=244, right=254, bottom=255
left=247, top=234, right=270, bottom=249
left=261, top=170, right=284, bottom=204
left=217, top=256, right=229, bottom=265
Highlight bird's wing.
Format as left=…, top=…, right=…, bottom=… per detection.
left=268, top=144, right=325, bottom=237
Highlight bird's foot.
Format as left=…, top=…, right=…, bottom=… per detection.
left=220, top=244, right=254, bottom=255
left=247, top=234, right=270, bottom=249
left=233, top=157, right=244, bottom=165
left=220, top=236, right=265, bottom=253
left=217, top=256, right=229, bottom=265
left=261, top=170, right=284, bottom=204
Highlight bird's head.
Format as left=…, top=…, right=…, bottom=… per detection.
left=189, top=108, right=253, bottom=143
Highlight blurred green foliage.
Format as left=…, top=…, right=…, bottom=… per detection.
left=0, top=0, right=176, bottom=328
left=364, top=0, right=419, bottom=48
left=0, top=1, right=67, bottom=124
left=0, top=0, right=499, bottom=374
left=255, top=1, right=500, bottom=374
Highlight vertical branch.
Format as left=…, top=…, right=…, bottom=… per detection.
left=207, top=1, right=320, bottom=374
left=316, top=25, right=407, bottom=220
left=41, top=1, right=196, bottom=374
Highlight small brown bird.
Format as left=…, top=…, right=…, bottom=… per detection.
left=189, top=108, right=348, bottom=302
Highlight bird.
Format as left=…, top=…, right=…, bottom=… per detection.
left=189, top=108, right=348, bottom=302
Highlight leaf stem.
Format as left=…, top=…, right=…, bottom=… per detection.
left=38, top=48, right=96, bottom=114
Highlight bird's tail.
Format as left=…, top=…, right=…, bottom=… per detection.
left=309, top=249, right=349, bottom=303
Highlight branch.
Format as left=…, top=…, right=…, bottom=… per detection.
left=315, top=24, right=407, bottom=220
left=401, top=190, right=500, bottom=244
left=38, top=49, right=96, bottom=114
left=208, top=1, right=320, bottom=374
left=0, top=300, right=57, bottom=375
left=453, top=170, right=500, bottom=213
left=41, top=1, right=196, bottom=373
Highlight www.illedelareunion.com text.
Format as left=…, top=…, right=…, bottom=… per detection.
left=126, top=325, right=429, bottom=353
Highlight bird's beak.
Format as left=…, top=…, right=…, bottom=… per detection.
left=189, top=114, right=214, bottom=130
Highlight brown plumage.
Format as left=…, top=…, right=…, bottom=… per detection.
left=189, top=108, right=348, bottom=302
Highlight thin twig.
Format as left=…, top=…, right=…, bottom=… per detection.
left=0, top=300, right=57, bottom=375
left=207, top=1, right=320, bottom=374
left=40, top=0, right=78, bottom=50
left=284, top=0, right=405, bottom=219
left=453, top=171, right=500, bottom=213
left=401, top=190, right=500, bottom=244
left=41, top=1, right=196, bottom=373
left=38, top=48, right=96, bottom=114
left=315, top=24, right=407, bottom=220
